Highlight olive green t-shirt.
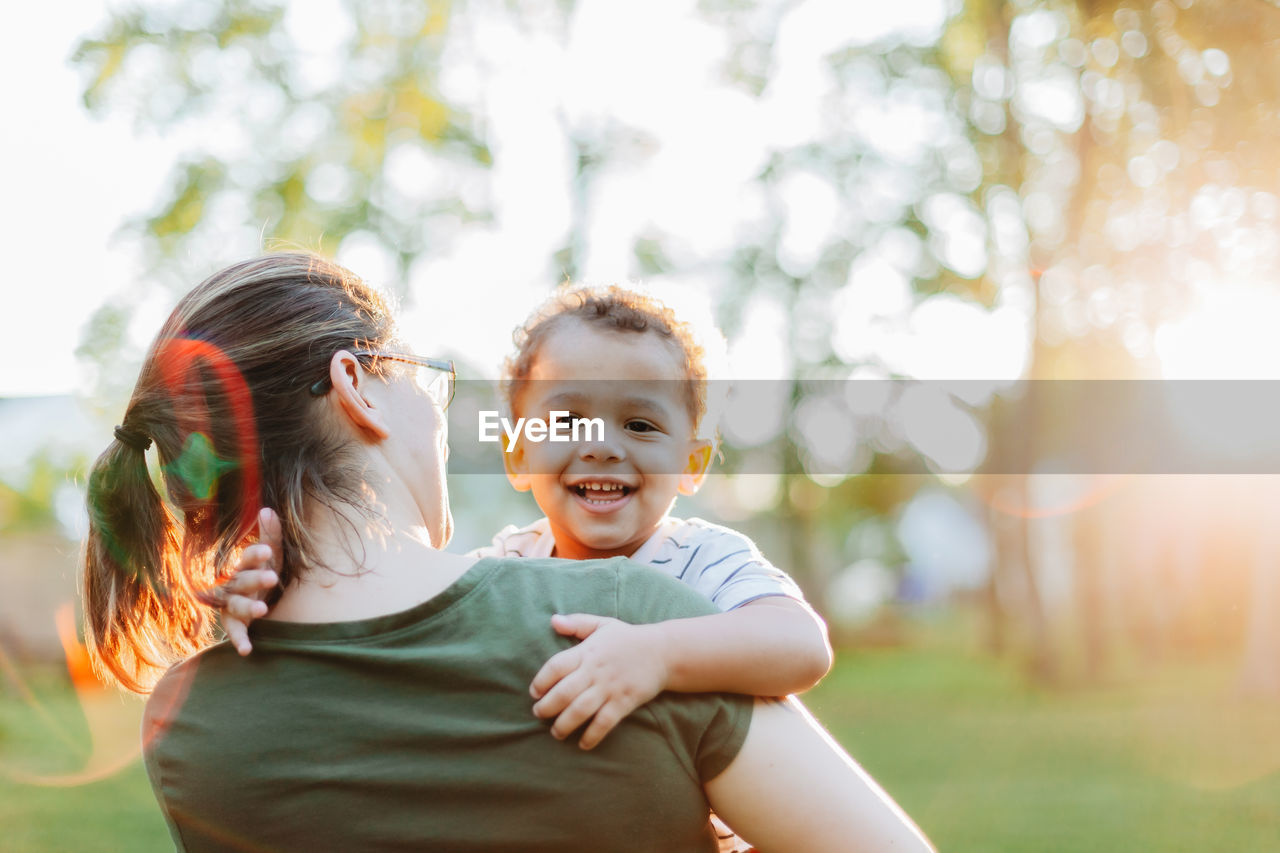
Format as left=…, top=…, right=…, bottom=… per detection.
left=142, top=557, right=753, bottom=852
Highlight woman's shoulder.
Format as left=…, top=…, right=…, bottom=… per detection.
left=478, top=553, right=633, bottom=585
left=481, top=555, right=721, bottom=625
left=474, top=554, right=631, bottom=607
left=142, top=640, right=240, bottom=755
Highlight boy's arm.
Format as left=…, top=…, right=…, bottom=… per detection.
left=662, top=521, right=830, bottom=693
left=530, top=596, right=832, bottom=749
left=661, top=596, right=832, bottom=695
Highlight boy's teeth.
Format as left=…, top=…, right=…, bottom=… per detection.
left=575, top=482, right=629, bottom=503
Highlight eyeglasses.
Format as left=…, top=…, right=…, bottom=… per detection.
left=310, top=350, right=456, bottom=410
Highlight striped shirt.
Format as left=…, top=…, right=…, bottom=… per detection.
left=471, top=516, right=807, bottom=612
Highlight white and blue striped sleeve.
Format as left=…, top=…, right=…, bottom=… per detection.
left=656, top=518, right=808, bottom=612
left=467, top=518, right=555, bottom=559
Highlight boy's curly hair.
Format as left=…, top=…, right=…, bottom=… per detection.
left=504, top=284, right=726, bottom=441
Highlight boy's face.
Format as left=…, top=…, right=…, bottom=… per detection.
left=505, top=319, right=712, bottom=561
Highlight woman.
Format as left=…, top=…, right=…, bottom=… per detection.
left=84, top=253, right=931, bottom=852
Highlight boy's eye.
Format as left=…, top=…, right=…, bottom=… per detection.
left=625, top=420, right=660, bottom=434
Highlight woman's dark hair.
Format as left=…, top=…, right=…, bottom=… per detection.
left=83, top=253, right=397, bottom=693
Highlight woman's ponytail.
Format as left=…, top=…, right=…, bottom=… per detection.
left=83, top=422, right=211, bottom=693
left=80, top=252, right=399, bottom=693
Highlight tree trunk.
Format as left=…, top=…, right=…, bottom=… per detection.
left=1239, top=479, right=1280, bottom=697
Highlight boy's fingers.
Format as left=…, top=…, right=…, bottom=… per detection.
left=234, top=543, right=273, bottom=571
left=532, top=669, right=589, bottom=719
left=550, top=613, right=609, bottom=640
left=222, top=567, right=279, bottom=597
left=577, top=700, right=628, bottom=751
left=222, top=591, right=270, bottom=656
left=258, top=508, right=283, bottom=570
left=224, top=617, right=253, bottom=656
left=530, top=648, right=579, bottom=699
left=224, top=594, right=268, bottom=623
left=548, top=687, right=605, bottom=741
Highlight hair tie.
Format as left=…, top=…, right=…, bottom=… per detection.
left=113, top=425, right=152, bottom=452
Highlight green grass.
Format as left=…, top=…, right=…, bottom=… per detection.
left=807, top=644, right=1280, bottom=851
left=4, top=647, right=1278, bottom=851
left=0, top=669, right=169, bottom=852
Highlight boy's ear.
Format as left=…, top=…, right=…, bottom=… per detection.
left=502, top=432, right=533, bottom=492
left=678, top=440, right=714, bottom=496
left=329, top=351, right=390, bottom=440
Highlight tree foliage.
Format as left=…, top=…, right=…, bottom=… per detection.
left=75, top=0, right=488, bottom=284
left=72, top=0, right=1280, bottom=681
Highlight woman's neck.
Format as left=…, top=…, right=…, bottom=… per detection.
left=268, top=499, right=474, bottom=624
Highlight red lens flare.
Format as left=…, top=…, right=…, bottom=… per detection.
left=156, top=335, right=262, bottom=540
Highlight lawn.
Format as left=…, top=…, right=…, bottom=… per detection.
left=0, top=668, right=169, bottom=851
left=3, top=644, right=1277, bottom=851
left=806, top=643, right=1280, bottom=851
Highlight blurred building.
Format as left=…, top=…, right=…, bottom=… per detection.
left=0, top=395, right=99, bottom=661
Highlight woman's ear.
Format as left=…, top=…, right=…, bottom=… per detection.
left=502, top=430, right=533, bottom=492
left=329, top=351, right=390, bottom=440
left=678, top=440, right=714, bottom=496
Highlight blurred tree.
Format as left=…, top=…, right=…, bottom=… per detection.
left=0, top=450, right=84, bottom=536
left=1242, top=502, right=1280, bottom=697
left=696, top=0, right=1280, bottom=683
left=73, top=0, right=491, bottom=400
left=73, top=0, right=1280, bottom=687
left=953, top=0, right=1280, bottom=684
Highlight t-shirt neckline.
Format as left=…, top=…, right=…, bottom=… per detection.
left=248, top=557, right=501, bottom=643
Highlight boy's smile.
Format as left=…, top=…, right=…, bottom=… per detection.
left=569, top=478, right=634, bottom=510
left=505, top=319, right=711, bottom=561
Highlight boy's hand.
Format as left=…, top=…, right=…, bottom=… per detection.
left=530, top=614, right=669, bottom=750
left=215, top=508, right=282, bottom=656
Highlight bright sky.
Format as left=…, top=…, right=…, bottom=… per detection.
left=1, top=1, right=174, bottom=397
left=0, top=0, right=974, bottom=402
left=4, top=0, right=1271, bottom=410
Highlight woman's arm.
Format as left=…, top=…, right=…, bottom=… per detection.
left=705, top=697, right=934, bottom=852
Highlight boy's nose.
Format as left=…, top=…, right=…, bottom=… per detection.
left=577, top=434, right=626, bottom=463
